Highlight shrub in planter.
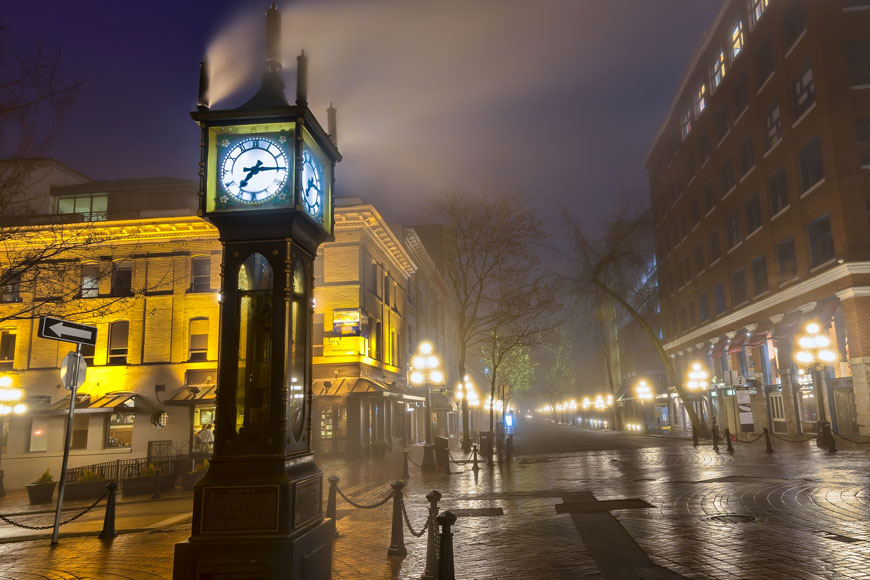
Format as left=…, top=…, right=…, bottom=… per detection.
left=122, top=463, right=174, bottom=496
left=65, top=469, right=113, bottom=501
left=26, top=470, right=56, bottom=505
left=182, top=460, right=208, bottom=491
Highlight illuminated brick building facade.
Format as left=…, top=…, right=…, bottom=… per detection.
left=647, top=0, right=870, bottom=437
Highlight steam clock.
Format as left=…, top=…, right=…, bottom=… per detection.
left=173, top=4, right=340, bottom=578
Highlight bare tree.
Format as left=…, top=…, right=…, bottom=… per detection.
left=429, top=189, right=558, bottom=451
left=564, top=207, right=704, bottom=436
left=540, top=326, right=578, bottom=421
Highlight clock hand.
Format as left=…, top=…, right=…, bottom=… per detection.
left=239, top=160, right=264, bottom=187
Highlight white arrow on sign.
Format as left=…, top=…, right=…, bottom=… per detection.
left=50, top=322, right=93, bottom=341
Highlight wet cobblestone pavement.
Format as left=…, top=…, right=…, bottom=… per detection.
left=0, top=419, right=869, bottom=579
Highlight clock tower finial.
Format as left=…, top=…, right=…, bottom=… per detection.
left=265, top=2, right=281, bottom=72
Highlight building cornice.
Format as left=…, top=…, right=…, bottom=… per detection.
left=335, top=205, right=415, bottom=277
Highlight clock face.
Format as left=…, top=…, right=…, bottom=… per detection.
left=220, top=136, right=290, bottom=205
left=301, top=148, right=324, bottom=218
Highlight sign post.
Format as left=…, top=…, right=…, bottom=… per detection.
left=736, top=388, right=754, bottom=433
left=38, top=317, right=95, bottom=545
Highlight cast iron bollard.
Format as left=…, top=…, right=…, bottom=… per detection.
left=712, top=426, right=719, bottom=453
left=763, top=428, right=774, bottom=453
left=422, top=489, right=442, bottom=580
left=436, top=511, right=457, bottom=580
left=403, top=449, right=410, bottom=479
left=98, top=482, right=118, bottom=541
left=506, top=435, right=513, bottom=461
left=724, top=428, right=734, bottom=453
left=692, top=427, right=699, bottom=447
left=326, top=475, right=339, bottom=521
left=821, top=423, right=838, bottom=454
left=471, top=444, right=480, bottom=472
left=387, top=481, right=406, bottom=557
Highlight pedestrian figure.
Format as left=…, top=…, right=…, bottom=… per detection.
left=196, top=423, right=214, bottom=452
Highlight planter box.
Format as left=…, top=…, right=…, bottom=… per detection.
left=121, top=474, right=174, bottom=496
left=182, top=471, right=205, bottom=491
left=65, top=480, right=113, bottom=501
left=26, top=482, right=56, bottom=505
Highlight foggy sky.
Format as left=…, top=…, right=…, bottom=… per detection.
left=3, top=0, right=721, bottom=228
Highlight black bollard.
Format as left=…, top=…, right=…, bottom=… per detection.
left=98, top=482, right=118, bottom=541
left=712, top=426, right=719, bottom=453
left=724, top=428, right=734, bottom=453
left=422, top=490, right=442, bottom=580
left=824, top=424, right=838, bottom=454
left=471, top=443, right=480, bottom=472
left=436, top=510, right=458, bottom=580
left=506, top=435, right=513, bottom=461
left=763, top=427, right=774, bottom=453
left=692, top=427, right=699, bottom=447
left=326, top=475, right=338, bottom=520
left=387, top=481, right=406, bottom=557
left=403, top=450, right=410, bottom=479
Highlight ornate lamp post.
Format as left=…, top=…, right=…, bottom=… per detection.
left=634, top=379, right=653, bottom=433
left=0, top=376, right=26, bottom=497
left=686, top=361, right=714, bottom=441
left=795, top=322, right=837, bottom=451
left=454, top=376, right=479, bottom=444
left=410, top=341, right=444, bottom=472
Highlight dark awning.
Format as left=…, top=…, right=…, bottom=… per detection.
left=748, top=321, right=773, bottom=348
left=774, top=310, right=802, bottom=338
left=32, top=392, right=146, bottom=415
left=164, top=384, right=217, bottom=406
left=805, top=299, right=840, bottom=328
left=726, top=331, right=747, bottom=354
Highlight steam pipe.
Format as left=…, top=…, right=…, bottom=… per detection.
left=327, top=102, right=337, bottom=146
left=265, top=3, right=282, bottom=72
left=296, top=50, right=308, bottom=106
left=197, top=61, right=209, bottom=110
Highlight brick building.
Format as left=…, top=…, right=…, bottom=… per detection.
left=646, top=0, right=870, bottom=437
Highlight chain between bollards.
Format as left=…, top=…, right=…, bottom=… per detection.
left=387, top=481, right=406, bottom=557
left=421, top=490, right=442, bottom=580
left=435, top=510, right=457, bottom=580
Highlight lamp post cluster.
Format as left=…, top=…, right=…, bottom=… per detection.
left=685, top=361, right=715, bottom=441
left=409, top=341, right=444, bottom=472
left=795, top=321, right=837, bottom=451
left=0, top=375, right=27, bottom=496
left=539, top=394, right=612, bottom=429
left=628, top=379, right=654, bottom=432
left=454, top=375, right=479, bottom=452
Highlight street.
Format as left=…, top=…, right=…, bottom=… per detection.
left=1, top=421, right=869, bottom=578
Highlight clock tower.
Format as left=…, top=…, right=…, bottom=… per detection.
left=173, top=4, right=340, bottom=578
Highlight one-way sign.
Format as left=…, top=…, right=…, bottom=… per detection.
left=38, top=316, right=97, bottom=346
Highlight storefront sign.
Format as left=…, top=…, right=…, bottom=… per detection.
left=736, top=388, right=754, bottom=433
left=333, top=309, right=362, bottom=335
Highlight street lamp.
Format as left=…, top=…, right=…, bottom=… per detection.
left=686, top=361, right=716, bottom=441
left=455, top=375, right=479, bottom=451
left=634, top=379, right=653, bottom=433
left=410, top=341, right=444, bottom=472
left=795, top=322, right=837, bottom=451
left=0, top=375, right=27, bottom=497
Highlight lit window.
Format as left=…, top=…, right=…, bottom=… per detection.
left=731, top=20, right=744, bottom=59
left=712, top=51, right=726, bottom=89
left=29, top=418, right=49, bottom=452
left=765, top=105, right=782, bottom=150
left=793, top=66, right=816, bottom=118
left=696, top=82, right=707, bottom=116
left=751, top=0, right=769, bottom=24
left=81, top=263, right=100, bottom=298
left=0, top=329, right=15, bottom=370
left=190, top=256, right=211, bottom=293
left=108, top=321, right=129, bottom=365
left=106, top=413, right=134, bottom=448
left=189, top=318, right=209, bottom=362
left=681, top=109, right=692, bottom=140
left=56, top=195, right=108, bottom=222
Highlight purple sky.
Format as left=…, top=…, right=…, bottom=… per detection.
left=3, top=0, right=721, bottom=228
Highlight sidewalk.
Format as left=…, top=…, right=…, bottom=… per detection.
left=0, top=435, right=868, bottom=578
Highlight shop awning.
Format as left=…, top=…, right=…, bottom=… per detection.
left=314, top=377, right=391, bottom=397
left=726, top=331, right=747, bottom=354
left=164, top=383, right=217, bottom=406
left=428, top=391, right=457, bottom=411
left=32, top=391, right=147, bottom=415
left=806, top=299, right=840, bottom=327
left=748, top=321, right=773, bottom=348
left=773, top=310, right=802, bottom=338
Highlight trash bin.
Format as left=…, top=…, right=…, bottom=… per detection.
left=434, top=436, right=449, bottom=469
left=479, top=431, right=493, bottom=458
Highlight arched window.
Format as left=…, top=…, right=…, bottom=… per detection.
left=288, top=261, right=307, bottom=441
left=236, top=253, right=273, bottom=435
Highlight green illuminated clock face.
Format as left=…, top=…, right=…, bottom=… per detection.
left=301, top=147, right=324, bottom=219
left=219, top=136, right=290, bottom=205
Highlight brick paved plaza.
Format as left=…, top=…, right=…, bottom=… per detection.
left=0, top=419, right=869, bottom=579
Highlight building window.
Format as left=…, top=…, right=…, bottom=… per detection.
left=739, top=137, right=754, bottom=175
left=752, top=256, right=768, bottom=295
left=695, top=245, right=705, bottom=272
left=807, top=213, right=835, bottom=267
left=0, top=270, right=21, bottom=303
left=731, top=268, right=747, bottom=306
left=745, top=194, right=762, bottom=234
left=783, top=0, right=805, bottom=50
left=721, top=160, right=735, bottom=195
left=681, top=109, right=692, bottom=140
left=105, top=413, right=134, bottom=448
left=799, top=137, right=824, bottom=192
left=769, top=169, right=789, bottom=215
left=776, top=237, right=798, bottom=280
left=29, top=418, right=49, bottom=452
left=756, top=37, right=774, bottom=85
left=751, top=0, right=769, bottom=24
left=71, top=415, right=89, bottom=450
left=731, top=20, right=744, bottom=59
left=56, top=194, right=108, bottom=222
left=793, top=66, right=815, bottom=118
left=81, top=342, right=95, bottom=366
left=111, top=261, right=132, bottom=297
left=712, top=50, right=727, bottom=90
left=857, top=119, right=870, bottom=167
left=108, top=321, right=129, bottom=365
left=189, top=317, right=209, bottom=362
left=700, top=292, right=710, bottom=322
left=710, top=231, right=722, bottom=262
left=716, top=106, right=730, bottom=142
left=696, top=82, right=707, bottom=116
left=0, top=329, right=15, bottom=370
left=81, top=263, right=100, bottom=298
left=714, top=282, right=727, bottom=314
left=764, top=106, right=781, bottom=150
left=734, top=77, right=748, bottom=114
left=726, top=213, right=741, bottom=248
left=191, top=257, right=211, bottom=293
left=846, top=40, right=870, bottom=86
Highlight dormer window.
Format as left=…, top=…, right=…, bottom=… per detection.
left=56, top=194, right=108, bottom=221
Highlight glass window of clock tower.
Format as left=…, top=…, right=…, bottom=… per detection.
left=236, top=253, right=273, bottom=436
